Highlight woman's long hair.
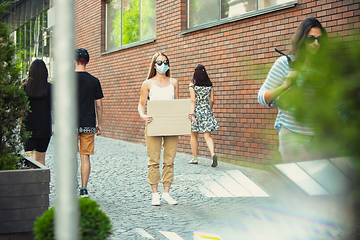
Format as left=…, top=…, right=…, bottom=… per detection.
left=192, top=64, right=212, bottom=86
left=290, top=17, right=328, bottom=68
left=147, top=52, right=170, bottom=79
left=25, top=59, right=49, bottom=98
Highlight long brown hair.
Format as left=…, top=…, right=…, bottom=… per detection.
left=147, top=52, right=170, bottom=79
left=289, top=18, right=328, bottom=67
left=25, top=59, right=49, bottom=98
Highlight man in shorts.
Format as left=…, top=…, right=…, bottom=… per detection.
left=75, top=48, right=104, bottom=197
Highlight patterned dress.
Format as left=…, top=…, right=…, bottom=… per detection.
left=190, top=82, right=219, bottom=133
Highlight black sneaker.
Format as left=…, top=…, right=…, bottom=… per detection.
left=80, top=188, right=89, bottom=197
left=211, top=155, right=218, bottom=167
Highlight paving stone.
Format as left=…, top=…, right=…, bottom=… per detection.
left=43, top=136, right=356, bottom=240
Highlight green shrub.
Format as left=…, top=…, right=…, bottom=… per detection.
left=34, top=198, right=112, bottom=240
left=286, top=33, right=360, bottom=162
left=0, top=2, right=29, bottom=170
left=0, top=154, right=20, bottom=170
left=33, top=207, right=55, bottom=240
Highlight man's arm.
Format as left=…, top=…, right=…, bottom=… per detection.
left=95, top=99, right=103, bottom=135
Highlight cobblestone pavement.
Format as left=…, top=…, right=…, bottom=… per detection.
left=44, top=136, right=356, bottom=240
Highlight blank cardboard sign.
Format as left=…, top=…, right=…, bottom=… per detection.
left=147, top=99, right=191, bottom=136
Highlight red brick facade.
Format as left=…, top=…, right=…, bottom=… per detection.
left=74, top=0, right=360, bottom=168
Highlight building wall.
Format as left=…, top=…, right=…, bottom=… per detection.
left=74, top=0, right=360, bottom=168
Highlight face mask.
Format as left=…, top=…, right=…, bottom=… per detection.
left=155, top=64, right=169, bottom=74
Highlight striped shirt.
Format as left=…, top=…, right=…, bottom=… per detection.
left=258, top=56, right=313, bottom=135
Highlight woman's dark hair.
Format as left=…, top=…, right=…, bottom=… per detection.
left=192, top=64, right=212, bottom=87
left=25, top=59, right=49, bottom=98
left=147, top=52, right=170, bottom=79
left=290, top=17, right=328, bottom=67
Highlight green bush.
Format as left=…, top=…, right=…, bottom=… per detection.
left=0, top=2, right=29, bottom=170
left=280, top=32, right=360, bottom=204
left=0, top=154, right=20, bottom=170
left=33, top=207, right=55, bottom=240
left=34, top=198, right=112, bottom=240
left=285, top=33, right=360, bottom=162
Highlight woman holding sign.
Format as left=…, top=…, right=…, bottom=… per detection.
left=138, top=52, right=179, bottom=206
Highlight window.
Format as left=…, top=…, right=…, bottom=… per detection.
left=105, top=0, right=156, bottom=51
left=188, top=0, right=295, bottom=28
left=13, top=10, right=51, bottom=78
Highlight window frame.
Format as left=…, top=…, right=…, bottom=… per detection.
left=102, top=0, right=156, bottom=55
left=182, top=0, right=297, bottom=35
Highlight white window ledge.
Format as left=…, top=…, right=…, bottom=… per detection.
left=101, top=38, right=156, bottom=55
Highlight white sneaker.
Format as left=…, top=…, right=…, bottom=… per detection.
left=162, top=193, right=177, bottom=205
left=152, top=193, right=160, bottom=206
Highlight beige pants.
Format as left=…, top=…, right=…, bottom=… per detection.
left=146, top=134, right=178, bottom=188
left=279, top=126, right=330, bottom=163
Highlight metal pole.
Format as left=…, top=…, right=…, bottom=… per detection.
left=53, top=0, right=79, bottom=239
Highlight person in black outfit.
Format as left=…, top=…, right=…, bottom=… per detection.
left=23, top=59, right=52, bottom=166
left=75, top=48, right=104, bottom=197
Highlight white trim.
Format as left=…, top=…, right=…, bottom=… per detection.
left=101, top=38, right=156, bottom=55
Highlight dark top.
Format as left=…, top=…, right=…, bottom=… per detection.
left=23, top=83, right=52, bottom=138
left=76, top=71, right=104, bottom=133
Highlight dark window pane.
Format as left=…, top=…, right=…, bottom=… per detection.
left=43, top=10, right=48, bottom=30
left=16, top=28, right=22, bottom=49
left=37, top=0, right=44, bottom=14
left=43, top=0, right=50, bottom=10
left=20, top=26, right=25, bottom=49
left=141, top=0, right=155, bottom=40
left=19, top=61, right=28, bottom=79
left=43, top=37, right=50, bottom=56
left=31, top=18, right=36, bottom=45
left=15, top=8, right=21, bottom=28
left=188, top=0, right=218, bottom=28
left=39, top=14, right=44, bottom=41
left=221, top=0, right=256, bottom=19
left=25, top=22, right=30, bottom=47
left=31, top=0, right=37, bottom=19
left=25, top=47, right=30, bottom=60
left=26, top=1, right=31, bottom=22
left=106, top=1, right=121, bottom=50
left=19, top=3, right=25, bottom=26
left=30, top=45, right=35, bottom=59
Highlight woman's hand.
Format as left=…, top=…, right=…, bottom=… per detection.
left=284, top=71, right=298, bottom=89
left=142, top=115, right=153, bottom=124
left=187, top=113, right=197, bottom=123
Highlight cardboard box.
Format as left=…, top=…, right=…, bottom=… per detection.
left=147, top=99, right=191, bottom=136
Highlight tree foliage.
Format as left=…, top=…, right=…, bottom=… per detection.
left=0, top=3, right=30, bottom=170
left=285, top=33, right=360, bottom=165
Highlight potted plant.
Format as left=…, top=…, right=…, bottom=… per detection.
left=0, top=3, right=50, bottom=238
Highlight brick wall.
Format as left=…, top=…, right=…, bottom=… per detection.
left=74, top=0, right=360, bottom=168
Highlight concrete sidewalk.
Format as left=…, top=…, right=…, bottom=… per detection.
left=44, top=136, right=356, bottom=240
